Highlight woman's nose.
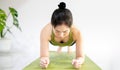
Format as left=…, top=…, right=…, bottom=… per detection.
left=59, top=33, right=64, bottom=37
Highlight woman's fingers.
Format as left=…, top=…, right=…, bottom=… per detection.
left=72, top=59, right=76, bottom=65
left=72, top=59, right=81, bottom=68
left=74, top=61, right=81, bottom=68
left=40, top=62, right=48, bottom=68
left=76, top=59, right=82, bottom=65
left=40, top=57, right=50, bottom=68
left=46, top=59, right=50, bottom=64
left=40, top=60, right=46, bottom=67
left=40, top=59, right=46, bottom=65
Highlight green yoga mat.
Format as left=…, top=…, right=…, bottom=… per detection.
left=23, top=51, right=101, bottom=70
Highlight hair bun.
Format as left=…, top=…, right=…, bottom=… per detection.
left=58, top=2, right=66, bottom=9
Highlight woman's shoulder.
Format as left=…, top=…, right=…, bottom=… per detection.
left=40, top=23, right=52, bottom=40
left=71, top=24, right=81, bottom=40
left=41, top=23, right=52, bottom=31
left=71, top=24, right=81, bottom=34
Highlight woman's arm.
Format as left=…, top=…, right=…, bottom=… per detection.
left=40, top=23, right=52, bottom=57
left=40, top=29, right=49, bottom=57
left=72, top=29, right=85, bottom=68
left=40, top=25, right=51, bottom=68
left=75, top=31, right=85, bottom=62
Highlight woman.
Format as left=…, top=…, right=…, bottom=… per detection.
left=40, top=2, right=85, bottom=68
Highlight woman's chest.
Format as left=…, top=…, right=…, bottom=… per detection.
left=54, top=36, right=69, bottom=43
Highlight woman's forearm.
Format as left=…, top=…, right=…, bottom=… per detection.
left=40, top=46, right=49, bottom=57
left=76, top=45, right=85, bottom=64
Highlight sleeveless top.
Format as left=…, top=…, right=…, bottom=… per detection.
left=49, top=29, right=76, bottom=47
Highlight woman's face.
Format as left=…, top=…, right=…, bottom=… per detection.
left=53, top=23, right=70, bottom=39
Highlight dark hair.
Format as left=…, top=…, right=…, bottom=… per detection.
left=51, top=2, right=73, bottom=28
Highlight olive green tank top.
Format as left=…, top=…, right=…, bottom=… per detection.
left=49, top=29, right=76, bottom=47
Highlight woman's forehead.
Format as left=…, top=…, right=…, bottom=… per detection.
left=55, top=24, right=69, bottom=28
left=54, top=25, right=70, bottom=30
left=54, top=29, right=70, bottom=32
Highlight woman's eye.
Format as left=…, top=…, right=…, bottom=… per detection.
left=63, top=31, right=68, bottom=33
left=56, top=31, right=60, bottom=33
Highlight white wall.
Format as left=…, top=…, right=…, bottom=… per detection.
left=0, top=0, right=120, bottom=70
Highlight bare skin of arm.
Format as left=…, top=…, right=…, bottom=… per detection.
left=72, top=26, right=85, bottom=68
left=40, top=23, right=52, bottom=68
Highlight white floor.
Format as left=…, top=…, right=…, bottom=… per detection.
left=0, top=43, right=39, bottom=70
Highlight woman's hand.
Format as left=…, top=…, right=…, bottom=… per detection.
left=40, top=57, right=50, bottom=68
left=72, top=58, right=84, bottom=68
